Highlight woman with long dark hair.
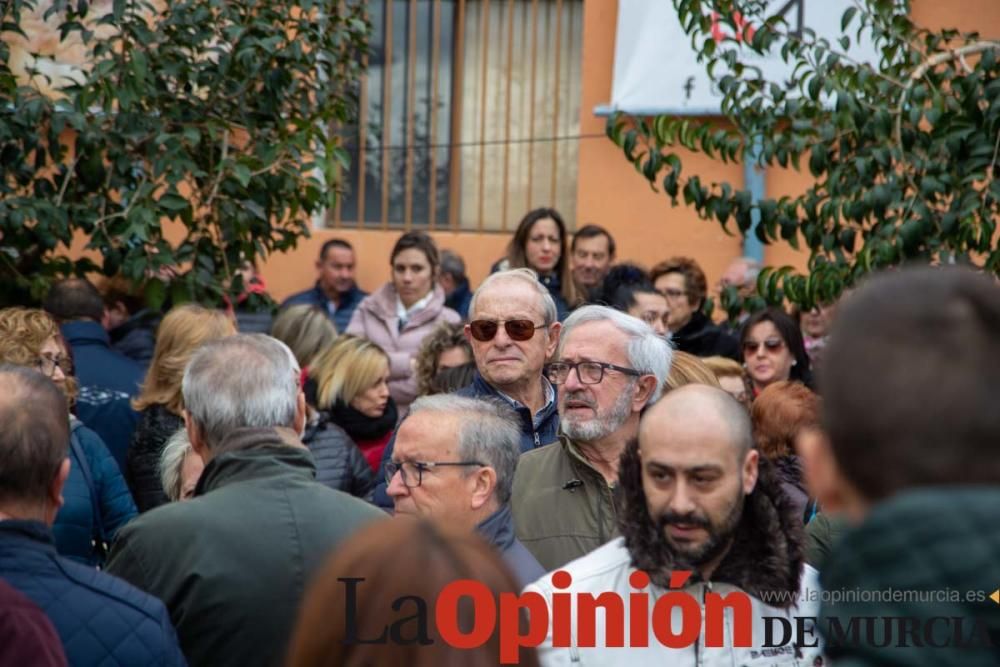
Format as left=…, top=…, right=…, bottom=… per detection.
left=501, top=208, right=577, bottom=320
left=739, top=308, right=813, bottom=396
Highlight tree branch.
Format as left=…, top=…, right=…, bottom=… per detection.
left=55, top=152, right=83, bottom=207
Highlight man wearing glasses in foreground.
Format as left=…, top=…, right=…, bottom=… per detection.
left=386, top=394, right=545, bottom=586
left=512, top=305, right=672, bottom=571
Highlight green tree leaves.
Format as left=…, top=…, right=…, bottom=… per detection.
left=610, top=0, right=1000, bottom=315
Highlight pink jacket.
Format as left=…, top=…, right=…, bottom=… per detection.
left=346, top=283, right=460, bottom=412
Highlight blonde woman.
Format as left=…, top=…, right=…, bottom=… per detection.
left=702, top=355, right=753, bottom=409
left=128, top=305, right=236, bottom=511
left=664, top=351, right=722, bottom=392
left=0, top=308, right=136, bottom=566
left=306, top=336, right=395, bottom=472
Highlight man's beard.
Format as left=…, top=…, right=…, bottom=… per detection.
left=561, top=380, right=634, bottom=442
left=655, top=486, right=745, bottom=569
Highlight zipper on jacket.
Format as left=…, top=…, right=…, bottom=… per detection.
left=533, top=430, right=540, bottom=447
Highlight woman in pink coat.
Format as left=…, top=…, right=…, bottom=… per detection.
left=347, top=231, right=460, bottom=413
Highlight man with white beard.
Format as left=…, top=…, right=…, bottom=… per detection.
left=512, top=306, right=672, bottom=570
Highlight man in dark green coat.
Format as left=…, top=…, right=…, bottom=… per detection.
left=106, top=334, right=384, bottom=667
left=809, top=267, right=1000, bottom=667
left=512, top=305, right=671, bottom=571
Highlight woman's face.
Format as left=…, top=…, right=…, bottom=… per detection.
left=525, top=218, right=561, bottom=274
left=743, top=321, right=795, bottom=390
left=37, top=336, right=68, bottom=392
left=350, top=367, right=391, bottom=418
left=179, top=450, right=205, bottom=501
left=392, top=248, right=434, bottom=309
left=437, top=345, right=471, bottom=371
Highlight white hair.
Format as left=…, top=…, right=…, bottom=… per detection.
left=468, top=268, right=558, bottom=325
left=560, top=305, right=672, bottom=404
left=159, top=427, right=193, bottom=502
left=182, top=334, right=300, bottom=452
left=407, top=394, right=522, bottom=505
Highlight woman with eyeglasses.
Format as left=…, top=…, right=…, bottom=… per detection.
left=495, top=208, right=578, bottom=320
left=740, top=308, right=813, bottom=397
left=0, top=308, right=137, bottom=566
left=306, top=336, right=397, bottom=475
left=347, top=231, right=460, bottom=413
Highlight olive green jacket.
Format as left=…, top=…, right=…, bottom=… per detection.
left=511, top=435, right=618, bottom=572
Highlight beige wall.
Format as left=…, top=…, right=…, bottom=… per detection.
left=250, top=0, right=1000, bottom=300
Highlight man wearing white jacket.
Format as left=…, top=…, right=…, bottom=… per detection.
left=525, top=385, right=822, bottom=666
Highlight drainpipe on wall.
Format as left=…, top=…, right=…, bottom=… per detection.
left=742, top=134, right=765, bottom=264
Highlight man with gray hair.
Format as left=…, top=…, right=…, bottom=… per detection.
left=106, top=334, right=383, bottom=667
left=386, top=394, right=545, bottom=585
left=512, top=305, right=672, bottom=570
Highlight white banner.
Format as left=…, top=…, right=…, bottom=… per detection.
left=607, top=0, right=884, bottom=115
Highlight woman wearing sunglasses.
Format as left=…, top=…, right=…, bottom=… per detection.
left=740, top=308, right=813, bottom=397
left=347, top=231, right=460, bottom=413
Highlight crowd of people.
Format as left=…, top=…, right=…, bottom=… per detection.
left=0, top=206, right=996, bottom=667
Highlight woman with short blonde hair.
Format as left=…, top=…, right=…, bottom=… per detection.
left=306, top=336, right=395, bottom=472
left=664, top=351, right=722, bottom=392
left=702, top=355, right=753, bottom=409
left=128, top=304, right=236, bottom=511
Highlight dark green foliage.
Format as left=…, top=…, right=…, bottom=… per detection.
left=608, top=0, right=1000, bottom=315
left=1, top=0, right=369, bottom=307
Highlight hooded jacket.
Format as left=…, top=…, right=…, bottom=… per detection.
left=819, top=487, right=1000, bottom=667
left=346, top=283, right=460, bottom=412
left=106, top=427, right=385, bottom=667
left=524, top=451, right=822, bottom=666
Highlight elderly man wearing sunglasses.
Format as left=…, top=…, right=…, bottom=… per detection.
left=512, top=305, right=672, bottom=571
left=370, top=268, right=563, bottom=509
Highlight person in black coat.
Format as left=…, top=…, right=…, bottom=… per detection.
left=651, top=257, right=741, bottom=360
left=301, top=411, right=376, bottom=499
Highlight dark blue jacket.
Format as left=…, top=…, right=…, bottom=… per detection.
left=54, top=421, right=137, bottom=566
left=477, top=505, right=546, bottom=586
left=109, top=309, right=159, bottom=372
left=372, top=372, right=560, bottom=509
left=0, top=520, right=185, bottom=667
left=444, top=280, right=473, bottom=320
left=61, top=321, right=143, bottom=469
left=280, top=282, right=367, bottom=333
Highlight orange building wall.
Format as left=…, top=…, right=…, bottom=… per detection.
left=258, top=0, right=1000, bottom=300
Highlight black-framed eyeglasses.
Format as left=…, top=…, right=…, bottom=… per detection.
left=36, top=355, right=71, bottom=378
left=546, top=361, right=642, bottom=385
left=385, top=460, right=487, bottom=488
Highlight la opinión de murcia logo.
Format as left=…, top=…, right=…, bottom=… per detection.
left=339, top=573, right=1000, bottom=663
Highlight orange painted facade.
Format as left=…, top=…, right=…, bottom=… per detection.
left=257, top=0, right=1000, bottom=301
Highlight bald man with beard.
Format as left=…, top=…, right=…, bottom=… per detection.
left=525, top=385, right=822, bottom=666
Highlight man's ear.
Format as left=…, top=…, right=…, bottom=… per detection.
left=544, top=322, right=562, bottom=360
left=293, top=390, right=307, bottom=436
left=631, top=375, right=658, bottom=413
left=795, top=428, right=867, bottom=520
left=469, top=467, right=497, bottom=512
left=184, top=410, right=209, bottom=461
left=46, top=458, right=71, bottom=524
left=741, top=448, right=759, bottom=495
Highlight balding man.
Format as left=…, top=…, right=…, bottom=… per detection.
left=525, top=385, right=821, bottom=666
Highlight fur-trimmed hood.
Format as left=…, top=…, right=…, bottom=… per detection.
left=615, top=440, right=806, bottom=607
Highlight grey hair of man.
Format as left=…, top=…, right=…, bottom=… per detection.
left=182, top=334, right=301, bottom=453
left=407, top=394, right=521, bottom=505
left=0, top=365, right=69, bottom=506
left=468, top=268, right=558, bottom=326
left=440, top=249, right=467, bottom=281
left=159, top=427, right=193, bottom=502
left=559, top=305, right=673, bottom=404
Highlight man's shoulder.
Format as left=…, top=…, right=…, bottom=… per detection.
left=281, top=285, right=324, bottom=307
left=47, top=554, right=172, bottom=623
left=526, top=537, right=632, bottom=592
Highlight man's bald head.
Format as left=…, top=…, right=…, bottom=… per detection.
left=641, top=384, right=753, bottom=461
left=0, top=365, right=69, bottom=506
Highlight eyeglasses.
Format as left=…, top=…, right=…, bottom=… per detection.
left=742, top=337, right=786, bottom=354
left=546, top=360, right=642, bottom=385
left=659, top=288, right=687, bottom=300
left=385, top=460, right=487, bottom=488
left=468, top=319, right=545, bottom=342
left=36, top=355, right=71, bottom=377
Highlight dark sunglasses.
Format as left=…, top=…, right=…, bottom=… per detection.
left=742, top=337, right=785, bottom=354
left=468, top=319, right=545, bottom=342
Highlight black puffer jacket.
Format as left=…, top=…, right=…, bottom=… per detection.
left=127, top=403, right=184, bottom=513
left=301, top=415, right=376, bottom=500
